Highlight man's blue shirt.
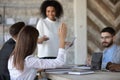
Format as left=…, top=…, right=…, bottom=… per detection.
left=102, top=44, right=117, bottom=69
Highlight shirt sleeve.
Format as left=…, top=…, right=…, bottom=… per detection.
left=25, top=48, right=66, bottom=69
left=112, top=46, right=120, bottom=64
left=36, top=19, right=44, bottom=37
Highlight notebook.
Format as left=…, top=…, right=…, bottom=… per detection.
left=45, top=65, right=73, bottom=74
left=45, top=65, right=95, bottom=75
left=68, top=69, right=95, bottom=75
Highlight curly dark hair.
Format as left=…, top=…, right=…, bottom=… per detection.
left=40, top=0, right=63, bottom=18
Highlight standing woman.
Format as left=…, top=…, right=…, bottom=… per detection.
left=8, top=25, right=67, bottom=80
left=36, top=0, right=64, bottom=59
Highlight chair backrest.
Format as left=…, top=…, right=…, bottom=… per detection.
left=91, top=52, right=103, bottom=70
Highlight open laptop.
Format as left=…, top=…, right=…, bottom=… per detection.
left=91, top=52, right=103, bottom=70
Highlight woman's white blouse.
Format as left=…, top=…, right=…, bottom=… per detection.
left=8, top=48, right=65, bottom=80
left=36, top=18, right=61, bottom=57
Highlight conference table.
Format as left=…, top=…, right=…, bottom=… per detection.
left=46, top=71, right=120, bottom=80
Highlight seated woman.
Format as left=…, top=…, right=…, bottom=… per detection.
left=8, top=23, right=67, bottom=80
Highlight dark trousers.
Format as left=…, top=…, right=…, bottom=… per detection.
left=40, top=57, right=56, bottom=59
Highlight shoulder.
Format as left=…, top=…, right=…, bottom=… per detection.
left=25, top=55, right=39, bottom=62
left=0, top=39, right=15, bottom=56
left=37, top=18, right=46, bottom=23
left=7, top=38, right=15, bottom=43
left=116, top=45, right=120, bottom=51
left=1, top=38, right=15, bottom=47
left=113, top=45, right=120, bottom=55
left=25, top=55, right=40, bottom=67
left=36, top=18, right=46, bottom=27
left=4, top=38, right=15, bottom=47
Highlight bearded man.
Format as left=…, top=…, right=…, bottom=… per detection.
left=100, top=27, right=120, bottom=71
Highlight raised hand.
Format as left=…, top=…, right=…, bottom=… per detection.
left=58, top=23, right=67, bottom=48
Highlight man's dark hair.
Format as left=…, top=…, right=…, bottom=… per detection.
left=100, top=27, right=116, bottom=36
left=9, top=22, right=25, bottom=37
left=40, top=0, right=63, bottom=18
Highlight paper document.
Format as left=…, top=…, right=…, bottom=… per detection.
left=65, top=37, right=76, bottom=50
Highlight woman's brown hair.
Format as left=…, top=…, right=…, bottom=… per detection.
left=11, top=25, right=39, bottom=71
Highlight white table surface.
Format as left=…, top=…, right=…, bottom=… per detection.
left=46, top=71, right=120, bottom=80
